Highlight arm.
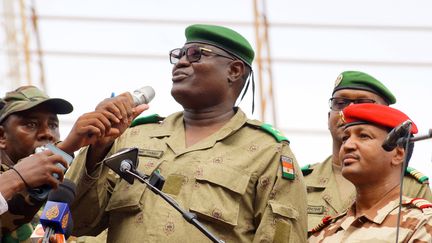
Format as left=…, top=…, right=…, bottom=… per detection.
left=253, top=143, right=308, bottom=243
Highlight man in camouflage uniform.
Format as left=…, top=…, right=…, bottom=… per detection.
left=309, top=103, right=432, bottom=242
left=66, top=24, right=307, bottom=242
left=0, top=86, right=114, bottom=243
left=302, top=71, right=432, bottom=231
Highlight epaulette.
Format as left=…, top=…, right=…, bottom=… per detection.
left=405, top=167, right=429, bottom=184
left=308, top=213, right=345, bottom=236
left=308, top=215, right=333, bottom=236
left=408, top=198, right=432, bottom=212
left=130, top=114, right=164, bottom=127
left=246, top=120, right=289, bottom=143
left=301, top=164, right=314, bottom=176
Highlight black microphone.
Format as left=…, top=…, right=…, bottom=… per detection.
left=130, top=86, right=155, bottom=106
left=382, top=120, right=412, bottom=151
left=40, top=179, right=76, bottom=243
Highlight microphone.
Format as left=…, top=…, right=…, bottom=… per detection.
left=382, top=120, right=412, bottom=151
left=131, top=86, right=155, bottom=106
left=39, top=179, right=76, bottom=243
left=28, top=143, right=74, bottom=201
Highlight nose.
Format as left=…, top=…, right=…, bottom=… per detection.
left=37, top=124, right=57, bottom=143
left=341, top=137, right=357, bottom=152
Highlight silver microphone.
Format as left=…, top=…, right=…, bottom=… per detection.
left=131, top=86, right=155, bottom=106
left=119, top=159, right=133, bottom=173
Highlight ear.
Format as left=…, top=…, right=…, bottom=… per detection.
left=391, top=146, right=405, bottom=167
left=0, top=125, right=6, bottom=149
left=227, top=60, right=245, bottom=83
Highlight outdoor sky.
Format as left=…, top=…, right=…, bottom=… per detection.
left=1, top=0, right=432, bottom=179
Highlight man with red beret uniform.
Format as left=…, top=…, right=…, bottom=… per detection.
left=302, top=71, right=432, bottom=231
left=308, top=103, right=432, bottom=242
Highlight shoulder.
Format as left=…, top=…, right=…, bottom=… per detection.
left=405, top=198, right=432, bottom=214
left=130, top=114, right=165, bottom=127
left=301, top=156, right=332, bottom=177
left=405, top=167, right=429, bottom=184
left=245, top=120, right=289, bottom=143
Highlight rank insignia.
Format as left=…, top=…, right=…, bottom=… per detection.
left=281, top=155, right=295, bottom=180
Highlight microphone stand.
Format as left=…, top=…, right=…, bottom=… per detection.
left=122, top=167, right=224, bottom=243
left=395, top=128, right=432, bottom=243
left=397, top=129, right=432, bottom=145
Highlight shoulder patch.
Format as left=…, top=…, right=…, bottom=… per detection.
left=405, top=167, right=429, bottom=184
left=260, top=123, right=289, bottom=143
left=408, top=198, right=432, bottom=211
left=281, top=155, right=295, bottom=180
left=130, top=114, right=164, bottom=127
left=301, top=164, right=313, bottom=176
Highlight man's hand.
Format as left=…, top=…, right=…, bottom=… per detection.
left=13, top=150, right=68, bottom=190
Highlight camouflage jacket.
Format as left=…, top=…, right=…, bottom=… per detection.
left=308, top=192, right=432, bottom=243
left=1, top=155, right=44, bottom=243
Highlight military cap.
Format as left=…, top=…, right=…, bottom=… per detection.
left=0, top=86, right=73, bottom=123
left=185, top=24, right=255, bottom=67
left=341, top=103, right=418, bottom=134
left=333, top=71, right=396, bottom=105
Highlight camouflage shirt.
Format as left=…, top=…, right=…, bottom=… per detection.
left=66, top=109, right=308, bottom=243
left=308, top=191, right=432, bottom=243
left=302, top=156, right=432, bottom=231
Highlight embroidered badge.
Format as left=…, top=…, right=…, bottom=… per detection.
left=138, top=149, right=164, bottom=159
left=281, top=155, right=295, bottom=180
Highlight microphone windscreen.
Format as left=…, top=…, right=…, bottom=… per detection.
left=132, top=86, right=155, bottom=105
left=47, top=179, right=76, bottom=203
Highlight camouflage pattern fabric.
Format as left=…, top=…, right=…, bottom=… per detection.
left=308, top=195, right=432, bottom=242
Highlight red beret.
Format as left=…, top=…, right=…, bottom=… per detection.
left=341, top=103, right=418, bottom=134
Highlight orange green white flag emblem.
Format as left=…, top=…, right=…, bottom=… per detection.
left=281, top=155, right=295, bottom=180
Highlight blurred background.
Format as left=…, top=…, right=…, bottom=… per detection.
left=1, top=0, right=431, bottom=179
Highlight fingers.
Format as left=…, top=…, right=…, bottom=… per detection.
left=96, top=93, right=134, bottom=123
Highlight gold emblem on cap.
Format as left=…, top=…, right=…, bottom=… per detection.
left=339, top=111, right=346, bottom=124
left=334, top=74, right=343, bottom=87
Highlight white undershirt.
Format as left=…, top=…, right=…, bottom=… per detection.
left=0, top=192, right=8, bottom=215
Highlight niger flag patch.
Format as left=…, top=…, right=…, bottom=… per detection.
left=281, top=155, right=295, bottom=180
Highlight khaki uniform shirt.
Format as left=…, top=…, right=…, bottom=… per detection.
left=66, top=109, right=308, bottom=243
left=303, top=156, right=432, bottom=231
left=308, top=194, right=432, bottom=242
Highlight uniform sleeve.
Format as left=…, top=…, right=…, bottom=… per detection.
left=406, top=214, right=432, bottom=242
left=252, top=142, right=308, bottom=243
left=66, top=145, right=116, bottom=237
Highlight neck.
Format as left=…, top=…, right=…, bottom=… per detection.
left=182, top=107, right=236, bottom=147
left=354, top=181, right=400, bottom=216
left=332, top=140, right=342, bottom=166
left=183, top=107, right=235, bottom=128
left=0, top=150, right=15, bottom=167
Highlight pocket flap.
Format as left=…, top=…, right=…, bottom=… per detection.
left=195, top=164, right=250, bottom=194
left=269, top=201, right=299, bottom=220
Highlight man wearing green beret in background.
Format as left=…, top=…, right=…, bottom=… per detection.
left=66, top=24, right=307, bottom=242
left=301, top=71, right=432, bottom=232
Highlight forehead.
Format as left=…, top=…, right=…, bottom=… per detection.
left=333, top=89, right=388, bottom=104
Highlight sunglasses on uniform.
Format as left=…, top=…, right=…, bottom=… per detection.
left=169, top=46, right=235, bottom=64
left=329, top=97, right=376, bottom=111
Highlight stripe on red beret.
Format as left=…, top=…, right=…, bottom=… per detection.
left=342, top=103, right=418, bottom=134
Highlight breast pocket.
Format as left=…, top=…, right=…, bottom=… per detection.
left=190, top=164, right=250, bottom=227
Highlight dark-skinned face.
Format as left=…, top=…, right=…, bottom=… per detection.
left=170, top=43, right=236, bottom=110
left=339, top=124, right=402, bottom=186
left=328, top=89, right=388, bottom=147
left=0, top=104, right=60, bottom=163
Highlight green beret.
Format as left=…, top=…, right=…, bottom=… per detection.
left=332, top=71, right=396, bottom=104
left=185, top=24, right=255, bottom=67
left=0, top=86, right=73, bottom=123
